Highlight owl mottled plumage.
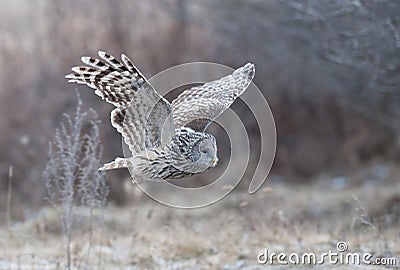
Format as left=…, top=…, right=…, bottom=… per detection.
left=66, top=51, right=255, bottom=182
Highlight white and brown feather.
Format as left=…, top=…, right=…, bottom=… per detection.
left=66, top=51, right=254, bottom=181
left=66, top=51, right=175, bottom=154
left=172, top=63, right=255, bottom=131
left=65, top=51, right=147, bottom=106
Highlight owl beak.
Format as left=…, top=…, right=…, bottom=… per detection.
left=212, top=157, right=218, bottom=167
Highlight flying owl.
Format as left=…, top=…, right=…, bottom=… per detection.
left=65, top=51, right=255, bottom=182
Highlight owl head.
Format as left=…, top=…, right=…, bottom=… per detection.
left=170, top=130, right=218, bottom=174
left=194, top=134, right=218, bottom=170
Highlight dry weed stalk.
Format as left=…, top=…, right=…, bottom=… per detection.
left=6, top=166, right=13, bottom=234
left=42, top=92, right=108, bottom=270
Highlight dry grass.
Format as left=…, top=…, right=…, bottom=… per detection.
left=1, top=165, right=399, bottom=269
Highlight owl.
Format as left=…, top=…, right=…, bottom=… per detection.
left=66, top=51, right=254, bottom=182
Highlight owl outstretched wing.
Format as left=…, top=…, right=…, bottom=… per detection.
left=171, top=63, right=255, bottom=131
left=65, top=51, right=175, bottom=153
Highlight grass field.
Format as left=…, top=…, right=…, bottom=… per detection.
left=1, top=164, right=399, bottom=269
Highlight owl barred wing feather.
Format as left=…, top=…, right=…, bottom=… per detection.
left=65, top=52, right=253, bottom=179
left=114, top=89, right=175, bottom=152
left=65, top=51, right=175, bottom=156
left=171, top=63, right=255, bottom=131
left=66, top=51, right=146, bottom=106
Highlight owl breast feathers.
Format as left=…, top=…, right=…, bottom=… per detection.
left=66, top=51, right=255, bottom=182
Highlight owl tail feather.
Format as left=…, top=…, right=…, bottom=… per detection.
left=98, top=157, right=129, bottom=171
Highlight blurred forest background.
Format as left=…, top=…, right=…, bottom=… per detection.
left=0, top=0, right=399, bottom=268
left=1, top=0, right=399, bottom=216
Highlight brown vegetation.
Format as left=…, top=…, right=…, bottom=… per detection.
left=0, top=0, right=399, bottom=268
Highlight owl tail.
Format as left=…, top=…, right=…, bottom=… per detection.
left=98, top=157, right=129, bottom=171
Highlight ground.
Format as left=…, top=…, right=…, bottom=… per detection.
left=1, top=164, right=399, bottom=269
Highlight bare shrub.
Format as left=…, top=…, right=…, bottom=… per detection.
left=42, top=92, right=108, bottom=270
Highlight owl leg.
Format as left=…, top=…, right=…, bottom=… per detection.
left=98, top=157, right=129, bottom=171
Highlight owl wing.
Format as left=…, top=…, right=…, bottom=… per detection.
left=171, top=63, right=255, bottom=131
left=65, top=51, right=175, bottom=153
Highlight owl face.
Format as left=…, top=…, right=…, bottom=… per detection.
left=195, top=135, right=218, bottom=170
left=168, top=129, right=218, bottom=174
